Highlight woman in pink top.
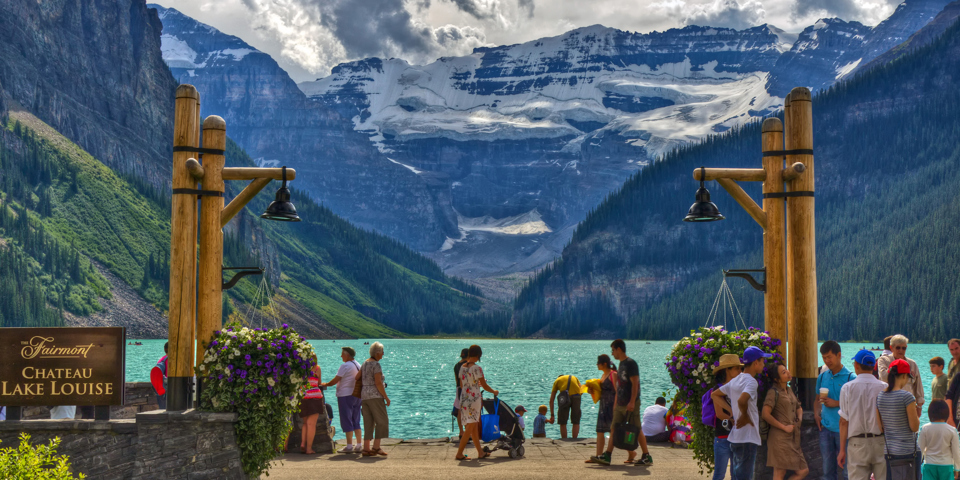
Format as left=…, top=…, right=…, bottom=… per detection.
left=299, top=354, right=324, bottom=454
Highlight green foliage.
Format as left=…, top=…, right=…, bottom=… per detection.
left=0, top=433, right=85, bottom=479
left=1, top=117, right=170, bottom=311
left=197, top=324, right=315, bottom=477
left=515, top=18, right=960, bottom=342
left=667, top=328, right=782, bottom=473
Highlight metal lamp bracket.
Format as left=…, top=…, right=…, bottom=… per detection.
left=222, top=266, right=264, bottom=291
left=723, top=268, right=766, bottom=293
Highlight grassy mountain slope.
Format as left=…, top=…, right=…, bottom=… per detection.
left=0, top=106, right=504, bottom=337
left=514, top=18, right=960, bottom=342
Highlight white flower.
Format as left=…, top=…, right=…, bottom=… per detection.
left=267, top=377, right=275, bottom=387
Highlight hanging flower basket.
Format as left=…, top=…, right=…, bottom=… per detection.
left=196, top=324, right=315, bottom=477
left=666, top=326, right=783, bottom=473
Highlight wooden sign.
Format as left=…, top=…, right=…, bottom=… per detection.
left=0, top=327, right=125, bottom=406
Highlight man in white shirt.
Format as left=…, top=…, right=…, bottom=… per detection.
left=712, top=346, right=771, bottom=480
left=838, top=350, right=887, bottom=480
left=321, top=347, right=363, bottom=453
left=642, top=397, right=669, bottom=442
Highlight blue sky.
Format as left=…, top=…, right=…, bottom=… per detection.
left=155, top=0, right=903, bottom=82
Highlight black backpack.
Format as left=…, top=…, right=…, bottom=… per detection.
left=557, top=376, right=573, bottom=409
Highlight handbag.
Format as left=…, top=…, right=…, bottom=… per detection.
left=558, top=375, right=573, bottom=409
left=884, top=429, right=920, bottom=480
left=759, top=388, right=779, bottom=439
left=351, top=360, right=364, bottom=398
left=481, top=398, right=501, bottom=443
left=613, top=416, right=640, bottom=451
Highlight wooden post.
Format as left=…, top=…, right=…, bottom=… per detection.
left=761, top=118, right=787, bottom=358
left=785, top=87, right=818, bottom=410
left=167, top=85, right=200, bottom=411
left=197, top=116, right=226, bottom=369
left=783, top=92, right=796, bottom=375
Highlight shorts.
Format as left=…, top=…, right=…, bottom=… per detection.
left=611, top=404, right=642, bottom=427
left=337, top=395, right=362, bottom=432
left=299, top=398, right=324, bottom=418
left=558, top=394, right=582, bottom=425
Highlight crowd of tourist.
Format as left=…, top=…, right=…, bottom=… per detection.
left=698, top=337, right=960, bottom=480
left=147, top=333, right=960, bottom=478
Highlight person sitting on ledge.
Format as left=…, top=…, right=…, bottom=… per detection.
left=641, top=397, right=670, bottom=443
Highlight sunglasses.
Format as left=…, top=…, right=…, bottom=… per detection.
left=894, top=346, right=907, bottom=351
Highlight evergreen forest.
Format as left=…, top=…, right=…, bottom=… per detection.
left=513, top=18, right=960, bottom=342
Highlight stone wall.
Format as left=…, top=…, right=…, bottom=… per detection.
left=0, top=420, right=137, bottom=479
left=285, top=400, right=335, bottom=454
left=129, top=410, right=246, bottom=479
left=0, top=410, right=250, bottom=479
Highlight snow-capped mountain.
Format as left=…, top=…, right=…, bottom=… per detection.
left=150, top=0, right=952, bottom=287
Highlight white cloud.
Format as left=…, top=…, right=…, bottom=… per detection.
left=681, top=0, right=766, bottom=30
left=151, top=0, right=909, bottom=82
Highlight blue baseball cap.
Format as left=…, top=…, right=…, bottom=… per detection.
left=742, top=346, right=773, bottom=364
left=852, top=349, right=876, bottom=367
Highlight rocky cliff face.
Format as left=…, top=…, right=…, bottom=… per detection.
left=0, top=0, right=176, bottom=186
left=150, top=5, right=453, bottom=251
left=153, top=1, right=951, bottom=284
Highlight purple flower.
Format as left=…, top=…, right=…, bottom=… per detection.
left=282, top=324, right=289, bottom=329
left=244, top=354, right=251, bottom=360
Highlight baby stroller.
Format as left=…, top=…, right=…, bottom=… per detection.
left=480, top=397, right=526, bottom=459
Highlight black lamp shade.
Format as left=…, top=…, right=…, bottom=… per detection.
left=261, top=166, right=301, bottom=222
left=683, top=185, right=725, bottom=222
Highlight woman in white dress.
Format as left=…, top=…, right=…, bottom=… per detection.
left=455, top=344, right=499, bottom=460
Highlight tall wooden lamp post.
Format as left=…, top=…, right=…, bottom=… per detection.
left=683, top=86, right=817, bottom=408
left=166, top=84, right=301, bottom=411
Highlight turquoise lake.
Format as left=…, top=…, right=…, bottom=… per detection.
left=125, top=339, right=950, bottom=440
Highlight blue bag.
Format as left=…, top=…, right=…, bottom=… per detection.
left=480, top=398, right=501, bottom=443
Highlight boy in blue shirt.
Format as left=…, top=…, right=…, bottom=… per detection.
left=533, top=405, right=549, bottom=437
left=815, top=340, right=855, bottom=480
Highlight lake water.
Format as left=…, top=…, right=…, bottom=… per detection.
left=126, top=339, right=950, bottom=440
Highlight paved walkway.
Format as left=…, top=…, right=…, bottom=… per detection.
left=269, top=438, right=712, bottom=479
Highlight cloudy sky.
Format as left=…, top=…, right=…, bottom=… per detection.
left=155, top=0, right=904, bottom=83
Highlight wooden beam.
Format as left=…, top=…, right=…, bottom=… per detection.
left=185, top=158, right=204, bottom=179
left=716, top=178, right=767, bottom=230
left=221, top=177, right=272, bottom=227
left=222, top=167, right=297, bottom=181
left=693, top=168, right=766, bottom=182
left=762, top=117, right=787, bottom=359
left=782, top=162, right=805, bottom=181
left=197, top=116, right=226, bottom=370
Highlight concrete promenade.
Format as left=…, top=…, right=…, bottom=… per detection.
left=269, top=438, right=714, bottom=479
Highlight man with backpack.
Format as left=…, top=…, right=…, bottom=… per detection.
left=549, top=373, right=582, bottom=439
left=712, top=346, right=770, bottom=480
left=816, top=340, right=855, bottom=480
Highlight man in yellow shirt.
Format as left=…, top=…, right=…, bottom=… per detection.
left=550, top=374, right=583, bottom=439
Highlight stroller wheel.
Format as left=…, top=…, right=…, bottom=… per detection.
left=516, top=445, right=525, bottom=457
left=483, top=446, right=491, bottom=453
left=509, top=448, right=518, bottom=459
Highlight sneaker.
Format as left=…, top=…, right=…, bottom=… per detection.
left=636, top=452, right=653, bottom=465
left=592, top=452, right=611, bottom=465
left=337, top=445, right=354, bottom=453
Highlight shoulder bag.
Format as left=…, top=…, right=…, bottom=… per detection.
left=351, top=360, right=365, bottom=398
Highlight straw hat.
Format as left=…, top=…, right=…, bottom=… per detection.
left=712, top=354, right=744, bottom=375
